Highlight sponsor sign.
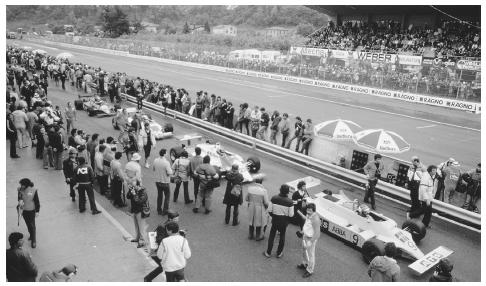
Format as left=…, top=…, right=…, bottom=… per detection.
left=290, top=46, right=328, bottom=57
left=329, top=49, right=350, bottom=59
left=397, top=54, right=422, bottom=66
left=355, top=51, right=397, bottom=63
left=457, top=60, right=481, bottom=71
left=408, top=246, right=454, bottom=275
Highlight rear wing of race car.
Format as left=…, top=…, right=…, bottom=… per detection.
left=408, top=246, right=454, bottom=276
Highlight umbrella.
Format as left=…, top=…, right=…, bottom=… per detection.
left=56, top=52, right=74, bottom=59
left=33, top=49, right=47, bottom=55
left=313, top=119, right=362, bottom=141
left=354, top=129, right=410, bottom=154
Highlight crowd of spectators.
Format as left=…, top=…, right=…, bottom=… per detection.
left=306, top=20, right=481, bottom=58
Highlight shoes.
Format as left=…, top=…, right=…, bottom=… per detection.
left=255, top=236, right=265, bottom=241
left=302, top=271, right=312, bottom=278
left=173, top=199, right=178, bottom=203
left=363, top=199, right=370, bottom=203
left=232, top=221, right=240, bottom=226
left=426, top=225, right=432, bottom=229
left=72, top=197, right=76, bottom=202
left=192, top=208, right=199, bottom=213
left=262, top=251, right=271, bottom=258
left=11, top=155, right=20, bottom=158
left=31, top=242, right=36, bottom=248
left=276, top=253, right=284, bottom=258
left=131, top=239, right=139, bottom=243
left=225, top=221, right=229, bottom=225
left=92, top=210, right=102, bottom=215
left=371, top=206, right=376, bottom=210
left=158, top=210, right=163, bottom=215
left=185, top=200, right=194, bottom=204
left=204, top=210, right=212, bottom=215
left=297, top=264, right=307, bottom=270
left=79, top=209, right=86, bottom=213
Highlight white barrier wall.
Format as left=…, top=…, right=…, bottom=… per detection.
left=36, top=39, right=481, bottom=114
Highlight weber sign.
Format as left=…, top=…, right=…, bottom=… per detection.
left=457, top=60, right=481, bottom=71
left=355, top=51, right=397, bottom=63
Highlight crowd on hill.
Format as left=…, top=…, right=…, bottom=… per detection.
left=306, top=20, right=481, bottom=58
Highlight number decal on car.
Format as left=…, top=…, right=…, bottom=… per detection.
left=321, top=219, right=329, bottom=231
left=352, top=234, right=359, bottom=245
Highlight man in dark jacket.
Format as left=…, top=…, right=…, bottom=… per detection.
left=144, top=211, right=181, bottom=282
left=7, top=113, right=19, bottom=158
left=363, top=154, right=384, bottom=210
left=63, top=148, right=79, bottom=202
left=429, top=258, right=455, bottom=282
left=263, top=184, right=294, bottom=258
left=368, top=242, right=400, bottom=282
left=6, top=232, right=38, bottom=282
left=73, top=157, right=101, bottom=215
left=223, top=164, right=244, bottom=225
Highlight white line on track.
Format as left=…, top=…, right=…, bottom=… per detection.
left=268, top=95, right=287, bottom=98
left=32, top=42, right=481, bottom=133
left=95, top=201, right=158, bottom=267
left=416, top=124, right=436, bottom=129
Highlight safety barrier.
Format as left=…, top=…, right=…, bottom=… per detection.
left=123, top=94, right=481, bottom=230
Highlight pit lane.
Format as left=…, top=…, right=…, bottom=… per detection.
left=43, top=84, right=480, bottom=282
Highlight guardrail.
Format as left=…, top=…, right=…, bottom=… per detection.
left=123, top=94, right=481, bottom=230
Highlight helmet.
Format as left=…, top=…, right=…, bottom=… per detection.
left=361, top=205, right=370, bottom=215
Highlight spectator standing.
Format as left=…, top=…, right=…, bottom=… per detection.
left=6, top=232, right=38, bottom=282
left=125, top=128, right=139, bottom=161
left=110, top=152, right=126, bottom=207
left=26, top=108, right=38, bottom=144
left=363, top=154, right=384, bottom=210
left=193, top=155, right=219, bottom=214
left=153, top=149, right=173, bottom=215
left=86, top=133, right=99, bottom=170
left=280, top=113, right=290, bottom=148
left=65, top=102, right=76, bottom=135
left=12, top=106, right=29, bottom=148
left=441, top=160, right=462, bottom=203
left=300, top=119, right=314, bottom=155
left=51, top=125, right=64, bottom=170
left=407, top=156, right=425, bottom=217
left=462, top=163, right=481, bottom=213
left=296, top=203, right=321, bottom=278
left=269, top=111, right=282, bottom=145
left=94, top=144, right=108, bottom=196
left=249, top=105, right=261, bottom=138
left=188, top=147, right=203, bottom=202
left=418, top=165, right=439, bottom=228
left=245, top=178, right=269, bottom=240
left=223, top=164, right=244, bottom=225
left=256, top=107, right=269, bottom=141
left=225, top=102, right=235, bottom=129
left=126, top=181, right=149, bottom=249
left=39, top=264, right=78, bottom=282
left=291, top=180, right=308, bottom=228
left=263, top=184, right=294, bottom=258
left=125, top=152, right=143, bottom=184
left=285, top=116, right=304, bottom=151
left=73, top=157, right=102, bottom=215
left=172, top=151, right=192, bottom=204
left=141, top=122, right=156, bottom=168
left=17, top=178, right=40, bottom=248
left=7, top=113, right=19, bottom=158
left=157, top=222, right=191, bottom=282
left=368, top=242, right=400, bottom=282
left=63, top=148, right=78, bottom=202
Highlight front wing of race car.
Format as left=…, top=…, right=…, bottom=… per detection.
left=408, top=246, right=454, bottom=275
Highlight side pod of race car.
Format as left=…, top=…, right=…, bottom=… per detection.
left=307, top=189, right=453, bottom=276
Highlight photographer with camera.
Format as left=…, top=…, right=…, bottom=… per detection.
left=157, top=221, right=191, bottom=282
left=363, top=154, right=384, bottom=210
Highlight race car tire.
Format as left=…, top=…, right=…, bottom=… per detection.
left=164, top=123, right=174, bottom=133
left=401, top=219, right=426, bottom=243
left=74, top=100, right=84, bottom=110
left=87, top=109, right=95, bottom=117
left=247, top=156, right=261, bottom=173
left=112, top=118, right=119, bottom=130
left=361, top=238, right=385, bottom=264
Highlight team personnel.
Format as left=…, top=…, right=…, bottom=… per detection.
left=73, top=157, right=101, bottom=215
left=157, top=222, right=191, bottom=282
left=263, top=184, right=294, bottom=258
left=363, top=154, right=384, bottom=210
left=110, top=152, right=126, bottom=207
left=245, top=178, right=269, bottom=241
left=193, top=155, right=219, bottom=214
left=63, top=148, right=79, bottom=202
left=17, top=178, right=40, bottom=248
left=418, top=165, right=438, bottom=228
left=406, top=156, right=424, bottom=217
left=296, top=203, right=321, bottom=278
left=153, top=149, right=173, bottom=215
left=6, top=232, right=38, bottom=282
left=188, top=147, right=203, bottom=202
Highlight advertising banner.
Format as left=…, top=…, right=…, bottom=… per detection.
left=397, top=54, right=422, bottom=66
left=457, top=60, right=481, bottom=71
left=354, top=51, right=397, bottom=63
left=290, top=46, right=328, bottom=57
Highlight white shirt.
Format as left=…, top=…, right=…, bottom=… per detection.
left=157, top=235, right=191, bottom=272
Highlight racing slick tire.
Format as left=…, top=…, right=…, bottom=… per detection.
left=361, top=238, right=385, bottom=264
left=164, top=123, right=174, bottom=133
left=87, top=109, right=95, bottom=117
left=247, top=156, right=261, bottom=173
left=112, top=118, right=119, bottom=130
left=401, top=219, right=426, bottom=243
left=74, top=100, right=84, bottom=110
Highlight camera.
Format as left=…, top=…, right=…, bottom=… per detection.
left=179, top=229, right=187, bottom=237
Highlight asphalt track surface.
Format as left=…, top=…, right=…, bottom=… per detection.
left=17, top=39, right=481, bottom=171
left=29, top=83, right=480, bottom=282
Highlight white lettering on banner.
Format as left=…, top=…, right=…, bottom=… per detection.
left=299, top=78, right=314, bottom=85
left=420, top=97, right=443, bottom=105
left=270, top=74, right=283, bottom=80
left=314, top=80, right=332, bottom=88
left=247, top=71, right=257, bottom=77
left=356, top=51, right=397, bottom=63
left=393, top=92, right=416, bottom=101
left=350, top=86, right=370, bottom=94
left=257, top=73, right=270, bottom=78
left=290, top=46, right=328, bottom=57
left=330, top=49, right=350, bottom=59
left=446, top=101, right=474, bottom=111
left=371, top=89, right=393, bottom=97
left=284, top=76, right=298, bottom=83
left=398, top=54, right=423, bottom=66
left=457, top=60, right=481, bottom=71
left=331, top=83, right=350, bottom=91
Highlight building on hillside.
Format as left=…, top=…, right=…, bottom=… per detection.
left=212, top=25, right=237, bottom=36
left=261, top=27, right=292, bottom=38
left=141, top=21, right=159, bottom=33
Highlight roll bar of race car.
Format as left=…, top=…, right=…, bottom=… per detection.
left=123, top=93, right=481, bottom=231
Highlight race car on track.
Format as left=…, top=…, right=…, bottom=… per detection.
left=112, top=109, right=173, bottom=139
left=307, top=189, right=453, bottom=275
left=76, top=95, right=118, bottom=117
left=170, top=134, right=263, bottom=183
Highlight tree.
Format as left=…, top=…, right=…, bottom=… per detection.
left=101, top=6, right=130, bottom=38
left=131, top=21, right=144, bottom=34
left=182, top=22, right=190, bottom=34
left=296, top=22, right=315, bottom=37
left=204, top=21, right=210, bottom=33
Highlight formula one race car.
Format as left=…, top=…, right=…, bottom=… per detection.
left=77, top=95, right=118, bottom=117
left=170, top=134, right=263, bottom=183
left=307, top=189, right=453, bottom=275
left=111, top=109, right=173, bottom=139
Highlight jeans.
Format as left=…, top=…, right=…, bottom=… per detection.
left=165, top=268, right=185, bottom=282
left=409, top=181, right=420, bottom=212
left=9, top=136, right=17, bottom=157
left=300, top=137, right=313, bottom=155
left=16, top=127, right=29, bottom=148
left=420, top=201, right=433, bottom=227
left=53, top=150, right=63, bottom=170
left=97, top=175, right=109, bottom=195
left=144, top=256, right=163, bottom=282
left=266, top=220, right=288, bottom=255
left=281, top=132, right=289, bottom=148
left=256, top=126, right=267, bottom=141
left=285, top=134, right=302, bottom=151
left=196, top=185, right=213, bottom=211
left=22, top=210, right=36, bottom=243
left=66, top=118, right=74, bottom=134
left=156, top=182, right=170, bottom=212
left=111, top=177, right=124, bottom=206
left=364, top=179, right=377, bottom=209
left=174, top=181, right=190, bottom=202
left=68, top=181, right=76, bottom=199
left=302, top=239, right=317, bottom=273
left=192, top=177, right=200, bottom=201
left=132, top=212, right=148, bottom=244
left=78, top=184, right=98, bottom=212
left=225, top=204, right=239, bottom=224
left=269, top=129, right=278, bottom=145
